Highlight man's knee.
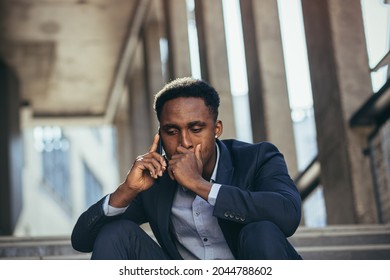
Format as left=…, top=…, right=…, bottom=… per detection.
left=238, top=221, right=288, bottom=259
left=93, top=220, right=142, bottom=257
left=92, top=220, right=169, bottom=260
left=239, top=221, right=284, bottom=244
left=96, top=220, right=141, bottom=241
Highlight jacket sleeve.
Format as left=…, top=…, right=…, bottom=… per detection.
left=71, top=195, right=147, bottom=252
left=213, top=142, right=301, bottom=237
left=71, top=197, right=115, bottom=252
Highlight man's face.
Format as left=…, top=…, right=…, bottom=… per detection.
left=159, top=97, right=222, bottom=177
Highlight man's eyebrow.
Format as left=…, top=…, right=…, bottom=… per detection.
left=161, top=124, right=179, bottom=130
left=161, top=121, right=206, bottom=130
left=188, top=121, right=207, bottom=127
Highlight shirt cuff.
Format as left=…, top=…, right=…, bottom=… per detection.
left=208, top=183, right=222, bottom=206
left=102, top=194, right=128, bottom=216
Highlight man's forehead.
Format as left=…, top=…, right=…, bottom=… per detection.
left=161, top=97, right=208, bottom=114
left=159, top=97, right=215, bottom=126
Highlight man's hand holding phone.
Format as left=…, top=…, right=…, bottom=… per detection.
left=109, top=133, right=167, bottom=208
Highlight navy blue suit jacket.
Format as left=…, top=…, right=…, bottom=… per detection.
left=71, top=139, right=301, bottom=259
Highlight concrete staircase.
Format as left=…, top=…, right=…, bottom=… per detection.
left=1, top=224, right=389, bottom=259
left=289, top=224, right=390, bottom=259
left=0, top=235, right=90, bottom=260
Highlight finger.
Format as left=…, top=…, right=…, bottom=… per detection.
left=147, top=156, right=167, bottom=177
left=195, top=144, right=202, bottom=162
left=156, top=151, right=167, bottom=168
left=176, top=145, right=190, bottom=154
left=168, top=166, right=175, bottom=181
left=149, top=134, right=167, bottom=167
left=135, top=157, right=160, bottom=178
left=147, top=157, right=165, bottom=177
left=148, top=133, right=160, bottom=153
left=135, top=159, right=156, bottom=178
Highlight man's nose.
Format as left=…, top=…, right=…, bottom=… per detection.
left=180, top=131, right=193, bottom=149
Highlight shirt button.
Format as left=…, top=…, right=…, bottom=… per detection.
left=203, top=238, right=208, bottom=242
left=195, top=212, right=200, bottom=216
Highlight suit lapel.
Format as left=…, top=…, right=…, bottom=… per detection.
left=215, top=140, right=239, bottom=257
left=156, top=174, right=176, bottom=228
left=155, top=173, right=182, bottom=259
left=216, top=140, right=234, bottom=185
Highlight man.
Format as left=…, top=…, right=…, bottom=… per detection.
left=71, top=77, right=302, bottom=260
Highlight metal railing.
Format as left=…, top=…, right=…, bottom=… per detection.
left=294, top=156, right=321, bottom=201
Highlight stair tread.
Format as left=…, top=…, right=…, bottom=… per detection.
left=0, top=224, right=389, bottom=260
left=297, top=243, right=390, bottom=252
left=0, top=236, right=71, bottom=243
left=295, top=224, right=390, bottom=233
left=0, top=240, right=71, bottom=247
left=0, top=253, right=91, bottom=260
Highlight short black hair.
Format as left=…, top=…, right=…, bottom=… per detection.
left=153, top=77, right=220, bottom=121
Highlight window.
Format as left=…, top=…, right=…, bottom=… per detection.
left=83, top=162, right=103, bottom=207
left=34, top=126, right=71, bottom=211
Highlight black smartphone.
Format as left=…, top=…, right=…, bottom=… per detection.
left=157, top=129, right=165, bottom=157
left=157, top=130, right=167, bottom=169
left=157, top=134, right=163, bottom=155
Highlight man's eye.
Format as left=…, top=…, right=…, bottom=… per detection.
left=167, top=130, right=178, bottom=135
left=191, top=128, right=202, bottom=133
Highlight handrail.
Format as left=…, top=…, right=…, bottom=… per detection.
left=293, top=156, right=321, bottom=201
left=294, top=51, right=390, bottom=204
left=350, top=77, right=390, bottom=129
left=371, top=50, right=390, bottom=72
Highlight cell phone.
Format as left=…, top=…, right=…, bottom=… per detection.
left=157, top=129, right=165, bottom=157
left=157, top=130, right=167, bottom=168
left=157, top=133, right=163, bottom=155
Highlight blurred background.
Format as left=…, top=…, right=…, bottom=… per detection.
left=1, top=0, right=390, bottom=259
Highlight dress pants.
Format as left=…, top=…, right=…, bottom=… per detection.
left=91, top=220, right=170, bottom=260
left=91, top=220, right=302, bottom=260
left=237, top=220, right=302, bottom=260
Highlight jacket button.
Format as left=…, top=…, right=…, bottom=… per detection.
left=224, top=211, right=230, bottom=218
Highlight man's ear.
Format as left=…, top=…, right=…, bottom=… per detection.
left=215, top=120, right=223, bottom=138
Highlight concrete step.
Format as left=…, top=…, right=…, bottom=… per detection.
left=1, top=224, right=389, bottom=260
left=0, top=236, right=90, bottom=260
left=294, top=223, right=390, bottom=233
left=296, top=244, right=390, bottom=260
left=289, top=224, right=390, bottom=259
left=290, top=224, right=390, bottom=247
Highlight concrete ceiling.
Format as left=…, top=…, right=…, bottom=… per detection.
left=0, top=0, right=155, bottom=125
